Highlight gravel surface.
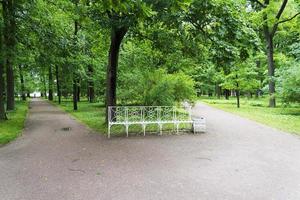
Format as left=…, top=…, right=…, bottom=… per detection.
left=1, top=99, right=300, bottom=200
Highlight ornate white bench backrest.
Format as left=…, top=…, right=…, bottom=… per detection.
left=108, top=106, right=192, bottom=124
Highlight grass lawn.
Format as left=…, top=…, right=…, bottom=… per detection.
left=0, top=101, right=29, bottom=145
left=200, top=96, right=300, bottom=135
left=52, top=98, right=191, bottom=136
left=53, top=99, right=107, bottom=134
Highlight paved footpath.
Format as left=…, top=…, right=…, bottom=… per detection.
left=1, top=99, right=300, bottom=200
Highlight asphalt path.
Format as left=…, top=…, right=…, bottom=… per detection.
left=1, top=99, right=300, bottom=200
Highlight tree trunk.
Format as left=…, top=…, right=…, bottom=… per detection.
left=77, top=82, right=80, bottom=102
left=236, top=75, right=240, bottom=108
left=73, top=74, right=78, bottom=110
left=0, top=62, right=7, bottom=120
left=267, top=39, right=276, bottom=107
left=6, top=62, right=14, bottom=110
left=48, top=66, right=53, bottom=101
left=73, top=12, right=79, bottom=110
left=87, top=65, right=94, bottom=103
left=264, top=27, right=276, bottom=107
left=224, top=89, right=230, bottom=100
left=236, top=90, right=240, bottom=108
left=43, top=74, right=47, bottom=98
left=215, top=84, right=221, bottom=99
left=42, top=73, right=47, bottom=99
left=105, top=26, right=128, bottom=122
left=55, top=65, right=61, bottom=104
left=19, top=65, right=26, bottom=101
left=3, top=0, right=16, bottom=111
left=0, top=28, right=6, bottom=120
left=261, top=0, right=288, bottom=107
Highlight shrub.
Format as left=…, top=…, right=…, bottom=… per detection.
left=143, top=69, right=196, bottom=105
left=279, top=62, right=300, bottom=104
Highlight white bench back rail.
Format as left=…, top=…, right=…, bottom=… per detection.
left=108, top=106, right=194, bottom=138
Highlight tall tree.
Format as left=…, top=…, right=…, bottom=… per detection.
left=251, top=0, right=300, bottom=107
left=55, top=65, right=61, bottom=104
left=72, top=4, right=79, bottom=110
left=18, top=65, right=26, bottom=101
left=91, top=0, right=188, bottom=122
left=2, top=0, right=17, bottom=110
left=106, top=24, right=128, bottom=117
left=87, top=65, right=94, bottom=103
left=0, top=23, right=7, bottom=120
left=48, top=65, right=53, bottom=101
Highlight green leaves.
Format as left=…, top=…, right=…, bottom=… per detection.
left=278, top=61, right=300, bottom=103
left=142, top=69, right=195, bottom=106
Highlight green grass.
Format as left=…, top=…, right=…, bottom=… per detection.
left=52, top=99, right=192, bottom=137
left=199, top=96, right=300, bottom=135
left=0, top=101, right=29, bottom=145
left=53, top=99, right=107, bottom=133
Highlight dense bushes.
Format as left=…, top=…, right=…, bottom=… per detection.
left=143, top=69, right=196, bottom=105
left=279, top=62, right=300, bottom=104
left=118, top=68, right=196, bottom=106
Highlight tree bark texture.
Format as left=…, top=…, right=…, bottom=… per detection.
left=77, top=83, right=80, bottom=102
left=19, top=65, right=26, bottom=101
left=48, top=65, right=53, bottom=101
left=0, top=62, right=7, bottom=120
left=105, top=26, right=128, bottom=122
left=73, top=74, right=78, bottom=110
left=73, top=13, right=79, bottom=110
left=236, top=75, right=240, bottom=108
left=87, top=65, right=94, bottom=103
left=0, top=29, right=6, bottom=119
left=55, top=65, right=61, bottom=104
left=261, top=0, right=289, bottom=107
left=263, top=17, right=276, bottom=107
left=43, top=74, right=47, bottom=98
left=224, top=89, right=230, bottom=100
left=3, top=0, right=16, bottom=111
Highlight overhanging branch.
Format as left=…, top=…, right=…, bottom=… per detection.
left=271, top=11, right=300, bottom=36
left=275, top=0, right=288, bottom=20
left=277, top=12, right=300, bottom=25
left=270, top=0, right=288, bottom=37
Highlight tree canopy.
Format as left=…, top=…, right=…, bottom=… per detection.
left=0, top=0, right=299, bottom=121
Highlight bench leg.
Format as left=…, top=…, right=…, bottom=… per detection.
left=159, top=124, right=162, bottom=135
left=126, top=125, right=129, bottom=137
left=108, top=125, right=111, bottom=138
left=143, top=124, right=146, bottom=136
left=193, top=123, right=195, bottom=134
left=176, top=123, right=179, bottom=134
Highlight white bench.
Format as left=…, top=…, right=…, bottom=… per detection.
left=108, top=106, right=196, bottom=138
